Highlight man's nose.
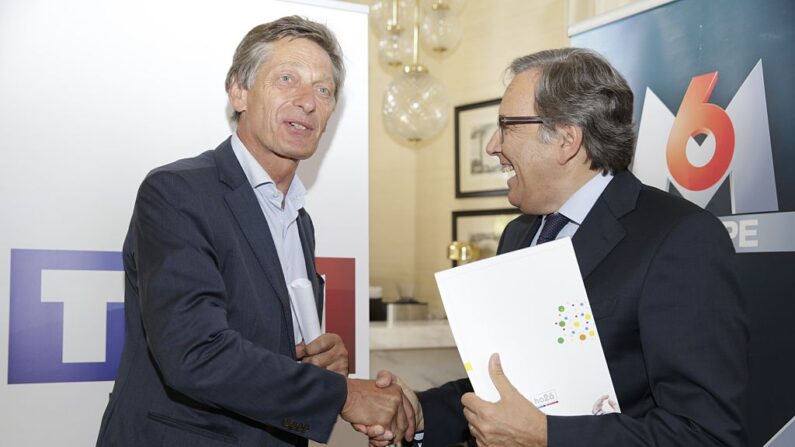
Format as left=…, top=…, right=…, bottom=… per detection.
left=292, top=85, right=316, bottom=113
left=485, top=129, right=500, bottom=156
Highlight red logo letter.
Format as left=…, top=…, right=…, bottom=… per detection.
left=666, top=72, right=735, bottom=191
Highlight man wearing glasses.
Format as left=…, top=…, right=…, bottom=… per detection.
left=365, top=48, right=748, bottom=447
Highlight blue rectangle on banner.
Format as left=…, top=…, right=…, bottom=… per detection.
left=8, top=249, right=125, bottom=384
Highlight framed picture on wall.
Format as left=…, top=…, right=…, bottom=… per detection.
left=454, top=98, right=507, bottom=198
left=451, top=208, right=521, bottom=267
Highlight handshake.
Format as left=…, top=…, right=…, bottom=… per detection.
left=301, top=336, right=545, bottom=446
left=297, top=334, right=420, bottom=445
left=341, top=371, right=421, bottom=446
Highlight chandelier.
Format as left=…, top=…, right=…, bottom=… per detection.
left=371, top=0, right=465, bottom=143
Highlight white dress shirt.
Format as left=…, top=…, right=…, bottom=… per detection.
left=530, top=171, right=614, bottom=246
left=231, top=133, right=310, bottom=344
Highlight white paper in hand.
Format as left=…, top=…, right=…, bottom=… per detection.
left=289, top=278, right=322, bottom=344
left=434, top=237, right=619, bottom=416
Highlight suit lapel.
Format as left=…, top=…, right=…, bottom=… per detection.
left=571, top=171, right=641, bottom=278
left=519, top=216, right=543, bottom=249
left=498, top=214, right=540, bottom=254
left=214, top=139, right=293, bottom=327
left=571, top=199, right=625, bottom=278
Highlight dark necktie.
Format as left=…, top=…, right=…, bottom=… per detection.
left=535, top=212, right=570, bottom=245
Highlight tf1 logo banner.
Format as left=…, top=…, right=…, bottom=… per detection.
left=7, top=249, right=357, bottom=384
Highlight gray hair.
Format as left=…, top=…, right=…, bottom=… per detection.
left=509, top=48, right=635, bottom=174
left=225, top=16, right=345, bottom=122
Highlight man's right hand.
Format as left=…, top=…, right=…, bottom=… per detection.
left=341, top=378, right=410, bottom=444
left=352, top=370, right=423, bottom=447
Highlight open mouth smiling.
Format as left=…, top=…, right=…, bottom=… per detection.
left=286, top=120, right=313, bottom=131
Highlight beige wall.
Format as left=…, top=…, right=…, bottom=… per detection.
left=340, top=1, right=419, bottom=302
left=568, top=0, right=639, bottom=23
left=359, top=0, right=571, bottom=311
left=353, top=0, right=419, bottom=302
left=343, top=0, right=633, bottom=310
left=413, top=0, right=571, bottom=313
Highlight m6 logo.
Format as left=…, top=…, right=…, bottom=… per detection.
left=632, top=60, right=793, bottom=253
left=634, top=60, right=777, bottom=215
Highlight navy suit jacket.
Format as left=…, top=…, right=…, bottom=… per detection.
left=418, top=171, right=749, bottom=446
left=96, top=138, right=347, bottom=447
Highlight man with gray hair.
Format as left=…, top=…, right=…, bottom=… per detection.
left=368, top=48, right=748, bottom=446
left=97, top=16, right=412, bottom=447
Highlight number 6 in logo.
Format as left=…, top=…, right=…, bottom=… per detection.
left=666, top=72, right=735, bottom=191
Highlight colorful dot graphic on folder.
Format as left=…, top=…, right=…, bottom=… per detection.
left=555, top=301, right=596, bottom=344
left=464, top=362, right=473, bottom=372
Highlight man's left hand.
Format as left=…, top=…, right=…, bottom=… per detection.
left=297, top=333, right=349, bottom=376
left=461, top=353, right=547, bottom=447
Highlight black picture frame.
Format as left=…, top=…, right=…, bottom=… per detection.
left=454, top=98, right=506, bottom=198
left=451, top=208, right=521, bottom=267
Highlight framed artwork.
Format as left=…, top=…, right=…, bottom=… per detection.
left=454, top=98, right=507, bottom=198
left=451, top=208, right=521, bottom=267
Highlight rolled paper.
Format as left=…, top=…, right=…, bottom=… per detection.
left=601, top=397, right=618, bottom=415
left=289, top=278, right=322, bottom=344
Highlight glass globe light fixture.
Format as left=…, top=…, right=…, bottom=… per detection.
left=370, top=0, right=414, bottom=36
left=420, top=7, right=463, bottom=54
left=377, top=28, right=414, bottom=69
left=383, top=64, right=450, bottom=143
left=422, top=0, right=466, bottom=16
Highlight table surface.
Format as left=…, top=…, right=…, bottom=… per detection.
left=369, top=319, right=457, bottom=350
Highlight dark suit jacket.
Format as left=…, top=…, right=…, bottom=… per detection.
left=418, top=171, right=748, bottom=446
left=96, top=138, right=346, bottom=447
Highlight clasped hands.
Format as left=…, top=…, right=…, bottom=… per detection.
left=351, top=371, right=423, bottom=446
left=295, top=334, right=415, bottom=444
left=353, top=353, right=548, bottom=447
left=298, top=335, right=546, bottom=446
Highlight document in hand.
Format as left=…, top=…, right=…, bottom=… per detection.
left=288, top=278, right=322, bottom=344
left=435, top=237, right=620, bottom=416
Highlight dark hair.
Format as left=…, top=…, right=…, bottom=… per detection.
left=509, top=48, right=635, bottom=173
left=225, top=16, right=345, bottom=122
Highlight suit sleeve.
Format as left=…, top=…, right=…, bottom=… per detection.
left=547, top=211, right=749, bottom=446
left=416, top=378, right=474, bottom=446
left=133, top=171, right=346, bottom=442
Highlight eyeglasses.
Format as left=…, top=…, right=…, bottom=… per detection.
left=498, top=115, right=546, bottom=143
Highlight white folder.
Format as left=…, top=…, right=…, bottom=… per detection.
left=435, top=237, right=620, bottom=415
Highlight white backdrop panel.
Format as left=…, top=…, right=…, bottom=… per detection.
left=0, top=0, right=368, bottom=445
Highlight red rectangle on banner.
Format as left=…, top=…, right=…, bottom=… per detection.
left=316, top=257, right=356, bottom=374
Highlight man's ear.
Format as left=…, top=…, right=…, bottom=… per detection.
left=229, top=80, right=248, bottom=114
left=556, top=124, right=584, bottom=165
